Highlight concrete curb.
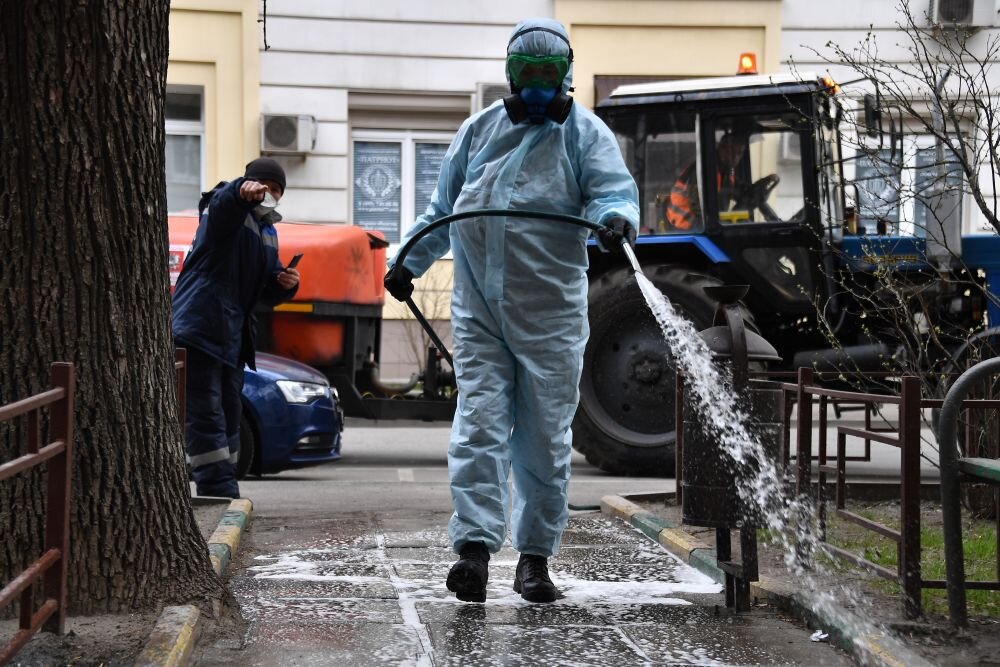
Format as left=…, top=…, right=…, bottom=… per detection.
left=134, top=498, right=254, bottom=667
left=600, top=494, right=935, bottom=667
left=207, top=498, right=253, bottom=577
left=133, top=605, right=201, bottom=667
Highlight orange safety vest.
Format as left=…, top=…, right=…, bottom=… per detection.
left=666, top=164, right=699, bottom=230
left=666, top=164, right=735, bottom=230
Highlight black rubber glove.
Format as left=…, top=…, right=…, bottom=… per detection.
left=383, top=264, right=415, bottom=302
left=599, top=216, right=637, bottom=254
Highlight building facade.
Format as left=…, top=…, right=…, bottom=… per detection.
left=167, top=0, right=260, bottom=214
left=166, top=0, right=792, bottom=379
left=781, top=0, right=1000, bottom=237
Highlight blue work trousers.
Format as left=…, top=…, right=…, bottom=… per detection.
left=183, top=346, right=243, bottom=498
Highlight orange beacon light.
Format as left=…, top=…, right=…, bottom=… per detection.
left=737, top=52, right=758, bottom=75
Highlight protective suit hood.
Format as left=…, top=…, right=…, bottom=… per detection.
left=506, top=18, right=574, bottom=95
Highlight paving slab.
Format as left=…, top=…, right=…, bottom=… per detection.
left=559, top=516, right=652, bottom=545
left=623, top=618, right=846, bottom=666
left=425, top=623, right=647, bottom=666
left=416, top=600, right=609, bottom=626
left=196, top=511, right=852, bottom=666
left=207, top=622, right=425, bottom=666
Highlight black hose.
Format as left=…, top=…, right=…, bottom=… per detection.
left=405, top=295, right=453, bottom=368
left=392, top=209, right=609, bottom=366
left=393, top=208, right=605, bottom=271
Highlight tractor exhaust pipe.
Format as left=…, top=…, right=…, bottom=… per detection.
left=791, top=343, right=892, bottom=373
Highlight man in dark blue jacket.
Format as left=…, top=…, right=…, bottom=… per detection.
left=172, top=157, right=299, bottom=498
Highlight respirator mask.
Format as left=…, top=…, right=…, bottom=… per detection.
left=254, top=191, right=278, bottom=219
left=503, top=27, right=574, bottom=125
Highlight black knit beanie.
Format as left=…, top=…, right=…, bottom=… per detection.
left=244, top=157, right=286, bottom=194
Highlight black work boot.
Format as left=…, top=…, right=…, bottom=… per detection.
left=446, top=541, right=490, bottom=602
left=514, top=553, right=557, bottom=603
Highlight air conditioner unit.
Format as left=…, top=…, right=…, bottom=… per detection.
left=261, top=114, right=316, bottom=155
left=779, top=132, right=801, bottom=162
left=928, top=0, right=994, bottom=28
left=472, top=83, right=509, bottom=114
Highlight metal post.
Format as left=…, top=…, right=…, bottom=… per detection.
left=796, top=367, right=814, bottom=495
left=936, top=356, right=1000, bottom=627
left=899, top=376, right=922, bottom=619
left=783, top=390, right=793, bottom=467
left=836, top=431, right=846, bottom=509
left=738, top=525, right=757, bottom=612
left=818, top=396, right=828, bottom=539
left=717, top=527, right=734, bottom=608
left=43, top=363, right=74, bottom=634
left=675, top=372, right=684, bottom=505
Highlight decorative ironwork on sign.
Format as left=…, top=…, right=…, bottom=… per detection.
left=354, top=142, right=402, bottom=242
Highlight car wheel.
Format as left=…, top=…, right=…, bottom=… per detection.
left=236, top=414, right=256, bottom=481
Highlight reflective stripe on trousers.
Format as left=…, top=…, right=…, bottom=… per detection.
left=184, top=346, right=243, bottom=497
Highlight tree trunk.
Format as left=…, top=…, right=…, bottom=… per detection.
left=0, top=1, right=221, bottom=612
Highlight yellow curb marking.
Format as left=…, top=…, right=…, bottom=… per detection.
left=209, top=554, right=223, bottom=577
left=229, top=498, right=253, bottom=517
left=658, top=528, right=711, bottom=558
left=600, top=495, right=640, bottom=521
left=859, top=634, right=916, bottom=667
left=209, top=525, right=242, bottom=554
left=134, top=605, right=200, bottom=667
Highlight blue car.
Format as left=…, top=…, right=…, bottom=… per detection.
left=236, top=352, right=344, bottom=479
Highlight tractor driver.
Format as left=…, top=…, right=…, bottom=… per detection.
left=666, top=131, right=748, bottom=231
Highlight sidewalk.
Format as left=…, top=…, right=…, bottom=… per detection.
left=193, top=508, right=850, bottom=666
left=602, top=494, right=942, bottom=667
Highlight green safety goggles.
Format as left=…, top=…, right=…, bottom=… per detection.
left=506, top=54, right=569, bottom=90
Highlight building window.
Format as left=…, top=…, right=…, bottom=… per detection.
left=351, top=131, right=452, bottom=246
left=165, top=86, right=204, bottom=215
left=853, top=136, right=963, bottom=236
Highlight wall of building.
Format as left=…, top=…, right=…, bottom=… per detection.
left=255, top=1, right=551, bottom=379
left=780, top=0, right=1000, bottom=235
left=555, top=0, right=783, bottom=109
left=258, top=0, right=550, bottom=225
left=246, top=1, right=784, bottom=380
left=168, top=0, right=260, bottom=185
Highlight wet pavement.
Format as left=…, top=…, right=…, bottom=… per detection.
left=195, top=510, right=851, bottom=666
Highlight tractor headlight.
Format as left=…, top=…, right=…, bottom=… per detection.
left=276, top=380, right=329, bottom=404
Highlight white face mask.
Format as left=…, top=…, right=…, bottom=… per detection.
left=254, top=192, right=278, bottom=217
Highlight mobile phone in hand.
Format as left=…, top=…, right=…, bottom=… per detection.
left=286, top=253, right=303, bottom=270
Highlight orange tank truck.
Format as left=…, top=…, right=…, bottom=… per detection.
left=168, top=215, right=456, bottom=422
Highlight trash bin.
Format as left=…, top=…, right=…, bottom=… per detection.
left=681, top=285, right=783, bottom=528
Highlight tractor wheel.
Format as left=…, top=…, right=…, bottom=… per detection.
left=573, top=266, right=751, bottom=476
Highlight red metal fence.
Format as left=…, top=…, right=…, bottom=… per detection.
left=0, top=363, right=75, bottom=664
left=781, top=368, right=1000, bottom=618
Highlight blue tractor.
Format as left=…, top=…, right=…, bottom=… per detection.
left=575, top=70, right=1000, bottom=475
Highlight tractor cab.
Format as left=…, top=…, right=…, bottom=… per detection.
left=571, top=70, right=849, bottom=476
left=595, top=71, right=843, bottom=319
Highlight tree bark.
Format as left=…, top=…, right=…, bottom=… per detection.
left=0, top=1, right=221, bottom=612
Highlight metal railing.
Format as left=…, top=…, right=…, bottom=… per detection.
left=936, top=357, right=1000, bottom=627
left=0, top=363, right=75, bottom=664
left=782, top=367, right=1000, bottom=619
